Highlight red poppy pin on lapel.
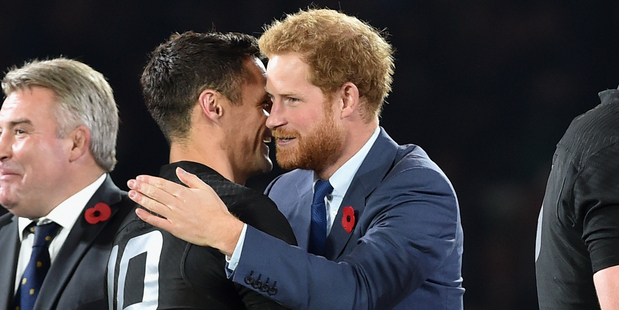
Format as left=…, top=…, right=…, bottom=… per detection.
left=84, top=202, right=111, bottom=224
left=342, top=206, right=356, bottom=233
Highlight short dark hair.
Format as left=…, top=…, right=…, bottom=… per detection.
left=141, top=31, right=261, bottom=142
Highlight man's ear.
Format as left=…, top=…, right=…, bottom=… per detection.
left=68, top=125, right=91, bottom=162
left=198, top=89, right=223, bottom=121
left=339, top=82, right=360, bottom=119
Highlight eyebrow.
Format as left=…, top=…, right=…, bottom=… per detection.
left=264, top=88, right=300, bottom=98
left=6, top=118, right=33, bottom=127
left=264, top=83, right=306, bottom=99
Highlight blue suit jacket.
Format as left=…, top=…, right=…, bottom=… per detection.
left=233, top=128, right=464, bottom=310
left=0, top=175, right=135, bottom=310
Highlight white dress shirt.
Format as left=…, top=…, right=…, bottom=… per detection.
left=14, top=173, right=107, bottom=294
left=320, top=126, right=380, bottom=234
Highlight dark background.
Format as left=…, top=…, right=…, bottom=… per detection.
left=1, top=1, right=618, bottom=309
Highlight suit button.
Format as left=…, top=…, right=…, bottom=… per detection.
left=260, top=283, right=270, bottom=292
left=252, top=275, right=263, bottom=289
left=252, top=279, right=262, bottom=289
left=244, top=272, right=254, bottom=285
left=268, top=287, right=278, bottom=295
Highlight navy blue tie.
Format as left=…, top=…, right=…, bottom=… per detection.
left=309, top=180, right=333, bottom=256
left=16, top=222, right=60, bottom=310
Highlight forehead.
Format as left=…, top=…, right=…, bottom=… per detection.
left=239, top=57, right=268, bottom=101
left=265, top=54, right=312, bottom=91
left=243, top=57, right=266, bottom=84
left=0, top=86, right=57, bottom=124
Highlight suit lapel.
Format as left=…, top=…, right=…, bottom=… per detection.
left=290, top=175, right=314, bottom=250
left=325, top=128, right=399, bottom=259
left=325, top=183, right=366, bottom=260
left=35, top=175, right=123, bottom=310
left=267, top=170, right=315, bottom=249
left=0, top=214, right=19, bottom=310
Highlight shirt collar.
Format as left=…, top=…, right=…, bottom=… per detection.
left=316, top=126, right=380, bottom=198
left=18, top=173, right=107, bottom=241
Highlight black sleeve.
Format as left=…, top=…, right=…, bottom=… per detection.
left=229, top=192, right=297, bottom=246
left=183, top=239, right=292, bottom=309
left=224, top=191, right=297, bottom=309
left=236, top=283, right=292, bottom=310
left=578, top=143, right=619, bottom=273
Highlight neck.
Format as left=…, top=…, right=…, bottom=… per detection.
left=169, top=139, right=243, bottom=184
left=39, top=164, right=105, bottom=219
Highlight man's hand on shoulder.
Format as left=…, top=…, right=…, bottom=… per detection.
left=128, top=167, right=243, bottom=256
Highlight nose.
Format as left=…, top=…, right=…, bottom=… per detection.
left=0, top=131, right=12, bottom=161
left=265, top=99, right=286, bottom=130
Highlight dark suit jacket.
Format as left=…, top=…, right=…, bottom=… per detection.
left=0, top=174, right=135, bottom=310
left=232, top=128, right=465, bottom=310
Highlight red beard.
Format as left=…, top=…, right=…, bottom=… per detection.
left=273, top=105, right=344, bottom=172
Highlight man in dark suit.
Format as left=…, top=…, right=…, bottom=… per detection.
left=107, top=31, right=296, bottom=309
left=127, top=8, right=464, bottom=310
left=0, top=58, right=134, bottom=310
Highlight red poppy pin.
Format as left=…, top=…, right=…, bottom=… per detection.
left=84, top=202, right=112, bottom=224
left=342, top=206, right=356, bottom=233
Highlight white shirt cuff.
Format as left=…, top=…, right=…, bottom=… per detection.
left=225, top=223, right=247, bottom=272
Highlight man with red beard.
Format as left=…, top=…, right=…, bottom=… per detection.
left=127, top=8, right=464, bottom=310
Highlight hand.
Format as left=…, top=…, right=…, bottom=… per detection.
left=127, top=167, right=244, bottom=255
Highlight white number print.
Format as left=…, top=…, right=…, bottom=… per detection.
left=107, top=231, right=163, bottom=310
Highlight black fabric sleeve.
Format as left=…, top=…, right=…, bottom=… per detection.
left=229, top=192, right=297, bottom=246
left=578, top=143, right=619, bottom=273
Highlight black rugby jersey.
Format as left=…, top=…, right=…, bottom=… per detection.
left=108, top=161, right=296, bottom=309
left=536, top=89, right=619, bottom=310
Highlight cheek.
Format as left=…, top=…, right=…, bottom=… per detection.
left=289, top=112, right=321, bottom=133
left=21, top=139, right=70, bottom=170
left=20, top=157, right=65, bottom=188
left=249, top=113, right=267, bottom=138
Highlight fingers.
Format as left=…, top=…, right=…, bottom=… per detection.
left=127, top=170, right=242, bottom=251
left=134, top=174, right=187, bottom=198
left=128, top=176, right=186, bottom=206
left=176, top=167, right=213, bottom=191
left=127, top=186, right=168, bottom=218
left=135, top=207, right=174, bottom=232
